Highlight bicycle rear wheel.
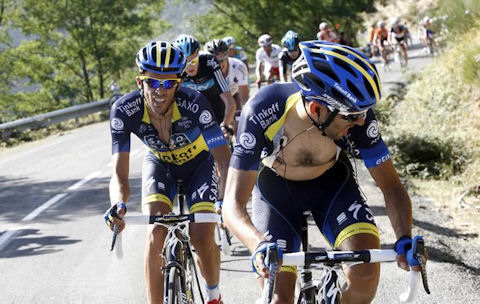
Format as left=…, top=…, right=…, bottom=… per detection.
left=166, top=267, right=185, bottom=304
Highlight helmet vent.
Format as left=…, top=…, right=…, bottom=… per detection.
left=333, top=57, right=356, bottom=77
left=151, top=46, right=157, bottom=62
left=313, top=61, right=340, bottom=82
left=363, top=76, right=375, bottom=99
left=310, top=52, right=327, bottom=60
left=347, top=80, right=365, bottom=102
left=332, top=49, right=349, bottom=57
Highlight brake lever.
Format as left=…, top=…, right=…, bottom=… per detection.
left=413, top=237, right=430, bottom=294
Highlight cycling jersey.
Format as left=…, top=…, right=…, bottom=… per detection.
left=374, top=28, right=389, bottom=44
left=225, top=57, right=248, bottom=96
left=233, top=46, right=248, bottom=62
left=255, top=44, right=282, bottom=73
left=181, top=53, right=230, bottom=123
left=230, top=83, right=390, bottom=171
left=390, top=25, right=405, bottom=41
left=317, top=30, right=338, bottom=43
left=279, top=49, right=297, bottom=73
left=110, top=87, right=227, bottom=166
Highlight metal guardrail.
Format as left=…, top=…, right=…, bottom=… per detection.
left=0, top=96, right=119, bottom=140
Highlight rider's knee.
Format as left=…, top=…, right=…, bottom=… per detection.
left=190, top=225, right=216, bottom=250
left=146, top=225, right=167, bottom=251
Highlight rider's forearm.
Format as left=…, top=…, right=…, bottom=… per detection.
left=109, top=175, right=130, bottom=205
left=255, top=65, right=261, bottom=82
left=384, top=185, right=413, bottom=239
left=220, top=92, right=236, bottom=126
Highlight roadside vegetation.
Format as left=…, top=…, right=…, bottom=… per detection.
left=377, top=0, right=480, bottom=221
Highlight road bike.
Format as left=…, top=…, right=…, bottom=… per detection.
left=110, top=181, right=223, bottom=304
left=262, top=212, right=430, bottom=304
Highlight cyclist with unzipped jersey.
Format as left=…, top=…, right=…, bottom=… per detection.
left=174, top=34, right=236, bottom=135
left=279, top=30, right=301, bottom=83
left=105, top=41, right=229, bottom=304
left=222, top=41, right=427, bottom=304
left=389, top=18, right=409, bottom=66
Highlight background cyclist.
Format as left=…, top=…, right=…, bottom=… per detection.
left=222, top=40, right=427, bottom=304
left=222, top=36, right=248, bottom=68
left=204, top=39, right=249, bottom=111
left=317, top=21, right=338, bottom=42
left=388, top=17, right=409, bottom=66
left=255, top=33, right=282, bottom=88
left=174, top=34, right=236, bottom=135
left=373, top=21, right=390, bottom=66
left=279, top=30, right=301, bottom=83
left=105, top=41, right=230, bottom=304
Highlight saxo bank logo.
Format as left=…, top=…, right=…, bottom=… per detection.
left=366, top=120, right=379, bottom=138
left=199, top=110, right=213, bottom=124
left=239, top=132, right=256, bottom=149
left=111, top=118, right=124, bottom=131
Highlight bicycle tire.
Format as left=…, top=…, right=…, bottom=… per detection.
left=185, top=255, right=196, bottom=303
left=166, top=267, right=184, bottom=304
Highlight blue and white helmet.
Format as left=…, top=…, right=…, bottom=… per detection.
left=281, top=30, right=300, bottom=51
left=135, top=41, right=186, bottom=76
left=292, top=40, right=382, bottom=113
left=173, top=34, right=200, bottom=57
left=222, top=36, right=236, bottom=47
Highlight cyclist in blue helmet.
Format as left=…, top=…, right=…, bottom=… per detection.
left=174, top=34, right=237, bottom=136
left=223, top=40, right=427, bottom=303
left=279, top=30, right=301, bottom=82
left=222, top=36, right=248, bottom=67
left=106, top=40, right=230, bottom=304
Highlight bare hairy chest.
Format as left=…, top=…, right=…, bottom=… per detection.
left=279, top=127, right=337, bottom=167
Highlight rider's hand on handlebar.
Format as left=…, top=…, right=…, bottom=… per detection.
left=251, top=241, right=283, bottom=278
left=394, top=235, right=428, bottom=272
left=104, top=202, right=127, bottom=233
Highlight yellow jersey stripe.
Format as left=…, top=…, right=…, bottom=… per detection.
left=334, top=222, right=379, bottom=248
left=313, top=43, right=382, bottom=93
left=265, top=92, right=301, bottom=140
left=142, top=98, right=150, bottom=123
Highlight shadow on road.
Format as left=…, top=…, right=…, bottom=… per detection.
left=413, top=218, right=478, bottom=239
left=0, top=228, right=81, bottom=259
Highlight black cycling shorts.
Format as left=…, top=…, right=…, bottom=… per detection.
left=141, top=151, right=217, bottom=213
left=252, top=161, right=378, bottom=254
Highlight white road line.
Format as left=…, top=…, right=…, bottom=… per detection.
left=67, top=171, right=102, bottom=190
left=0, top=170, right=104, bottom=251
left=21, top=193, right=68, bottom=222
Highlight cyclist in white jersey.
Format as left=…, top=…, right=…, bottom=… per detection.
left=255, top=34, right=282, bottom=88
left=205, top=39, right=249, bottom=110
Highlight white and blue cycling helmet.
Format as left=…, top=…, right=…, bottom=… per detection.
left=136, top=41, right=186, bottom=76
left=173, top=34, right=200, bottom=57
left=281, top=30, right=300, bottom=52
left=222, top=36, right=236, bottom=47
left=292, top=40, right=381, bottom=113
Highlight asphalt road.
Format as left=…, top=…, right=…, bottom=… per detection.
left=1, top=43, right=479, bottom=303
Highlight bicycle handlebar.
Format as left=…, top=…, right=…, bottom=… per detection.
left=262, top=243, right=429, bottom=304
left=110, top=213, right=221, bottom=259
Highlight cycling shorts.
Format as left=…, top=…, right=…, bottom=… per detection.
left=142, top=151, right=217, bottom=213
left=269, top=67, right=280, bottom=79
left=252, top=160, right=378, bottom=254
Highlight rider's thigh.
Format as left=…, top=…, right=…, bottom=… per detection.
left=143, top=201, right=171, bottom=250
left=189, top=219, right=216, bottom=249
left=339, top=233, right=380, bottom=288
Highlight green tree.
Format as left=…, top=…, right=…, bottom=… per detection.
left=0, top=0, right=168, bottom=122
left=193, top=0, right=382, bottom=56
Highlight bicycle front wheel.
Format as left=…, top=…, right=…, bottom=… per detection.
left=166, top=267, right=184, bottom=304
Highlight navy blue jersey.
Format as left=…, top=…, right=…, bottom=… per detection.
left=231, top=82, right=390, bottom=171
left=279, top=49, right=297, bottom=72
left=110, top=87, right=227, bottom=166
left=181, top=53, right=229, bottom=122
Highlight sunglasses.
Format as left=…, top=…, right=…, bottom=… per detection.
left=338, top=111, right=367, bottom=122
left=186, top=56, right=199, bottom=66
left=138, top=76, right=181, bottom=90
